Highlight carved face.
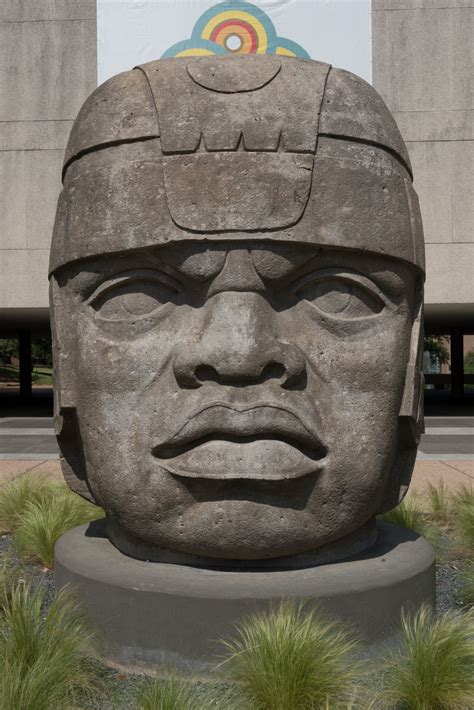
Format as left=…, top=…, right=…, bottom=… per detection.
left=53, top=239, right=417, bottom=560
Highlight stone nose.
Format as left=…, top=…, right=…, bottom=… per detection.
left=173, top=292, right=306, bottom=389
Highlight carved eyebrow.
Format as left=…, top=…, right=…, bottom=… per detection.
left=85, top=268, right=183, bottom=305
left=289, top=267, right=389, bottom=304
left=78, top=260, right=185, bottom=302
left=283, top=252, right=407, bottom=298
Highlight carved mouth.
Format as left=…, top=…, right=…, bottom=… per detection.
left=152, top=405, right=326, bottom=481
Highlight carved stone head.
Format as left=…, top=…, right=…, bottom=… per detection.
left=50, top=56, right=424, bottom=565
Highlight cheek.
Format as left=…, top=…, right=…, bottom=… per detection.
left=284, top=307, right=411, bottom=392
left=281, top=307, right=412, bottom=469
left=74, top=310, right=191, bottom=393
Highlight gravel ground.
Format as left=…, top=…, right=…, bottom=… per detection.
left=0, top=533, right=55, bottom=607
left=436, top=558, right=465, bottom=613
left=1, top=531, right=471, bottom=709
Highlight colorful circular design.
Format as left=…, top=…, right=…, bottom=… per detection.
left=162, top=1, right=309, bottom=60
left=211, top=20, right=258, bottom=54
left=201, top=9, right=268, bottom=54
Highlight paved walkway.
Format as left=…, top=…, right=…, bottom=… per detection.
left=418, top=417, right=474, bottom=460
left=0, top=415, right=472, bottom=493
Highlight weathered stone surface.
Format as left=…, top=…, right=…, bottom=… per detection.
left=49, top=138, right=423, bottom=272
left=63, top=69, right=158, bottom=170
left=50, top=56, right=425, bottom=564
left=140, top=56, right=328, bottom=154
left=319, top=67, right=412, bottom=174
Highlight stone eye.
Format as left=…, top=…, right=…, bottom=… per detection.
left=90, top=275, right=179, bottom=322
left=297, top=278, right=383, bottom=319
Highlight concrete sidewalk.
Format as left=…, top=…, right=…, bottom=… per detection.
left=409, top=459, right=473, bottom=495
left=0, top=459, right=62, bottom=485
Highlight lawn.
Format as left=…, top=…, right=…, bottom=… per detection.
left=0, top=365, right=52, bottom=386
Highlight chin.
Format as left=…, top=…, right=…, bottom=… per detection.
left=155, top=501, right=334, bottom=560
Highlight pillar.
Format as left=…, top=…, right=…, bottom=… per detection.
left=450, top=328, right=464, bottom=399
left=19, top=329, right=32, bottom=400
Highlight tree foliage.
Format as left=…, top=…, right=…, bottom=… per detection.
left=31, top=336, right=52, bottom=368
left=0, top=339, right=18, bottom=363
left=0, top=335, right=52, bottom=368
left=424, top=335, right=450, bottom=367
left=464, top=349, right=474, bottom=375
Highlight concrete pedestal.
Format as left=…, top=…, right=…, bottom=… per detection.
left=55, top=521, right=435, bottom=673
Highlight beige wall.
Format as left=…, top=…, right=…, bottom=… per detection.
left=372, top=0, right=474, bottom=328
left=0, top=0, right=97, bottom=322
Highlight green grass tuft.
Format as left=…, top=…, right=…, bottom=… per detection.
left=457, top=565, right=474, bottom=608
left=0, top=474, right=64, bottom=534
left=135, top=676, right=197, bottom=710
left=14, top=492, right=104, bottom=569
left=377, top=604, right=474, bottom=710
left=455, top=502, right=474, bottom=551
left=426, top=481, right=451, bottom=524
left=379, top=498, right=439, bottom=547
left=0, top=583, right=102, bottom=710
left=219, top=600, right=364, bottom=710
left=0, top=557, right=28, bottom=613
left=134, top=677, right=241, bottom=710
left=452, top=485, right=474, bottom=511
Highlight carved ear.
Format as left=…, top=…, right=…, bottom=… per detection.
left=377, top=284, right=424, bottom=514
left=50, top=277, right=98, bottom=505
left=55, top=407, right=98, bottom=504
left=398, top=286, right=425, bottom=448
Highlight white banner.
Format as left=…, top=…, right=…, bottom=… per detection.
left=97, top=0, right=371, bottom=84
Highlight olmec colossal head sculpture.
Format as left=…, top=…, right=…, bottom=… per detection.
left=50, top=56, right=424, bottom=565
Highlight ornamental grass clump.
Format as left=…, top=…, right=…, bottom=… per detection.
left=0, top=557, right=27, bottom=613
left=456, top=504, right=474, bottom=550
left=377, top=604, right=474, bottom=710
left=458, top=565, right=474, bottom=607
left=14, top=491, right=104, bottom=569
left=135, top=677, right=238, bottom=710
left=0, top=473, right=63, bottom=533
left=426, top=481, right=451, bottom=525
left=378, top=498, right=439, bottom=547
left=135, top=676, right=196, bottom=710
left=452, top=488, right=474, bottom=551
left=452, top=484, right=474, bottom=510
left=220, top=601, right=364, bottom=710
left=0, top=583, right=102, bottom=710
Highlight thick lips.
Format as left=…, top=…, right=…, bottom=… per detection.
left=152, top=404, right=326, bottom=481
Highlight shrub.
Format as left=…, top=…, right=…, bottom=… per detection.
left=0, top=583, right=102, bottom=710
left=220, top=601, right=364, bottom=710
left=377, top=604, right=474, bottom=710
left=14, top=492, right=104, bottom=569
left=0, top=473, right=64, bottom=534
left=378, top=498, right=439, bottom=547
left=426, top=481, right=451, bottom=524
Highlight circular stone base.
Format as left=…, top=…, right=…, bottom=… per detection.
left=55, top=521, right=435, bottom=673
